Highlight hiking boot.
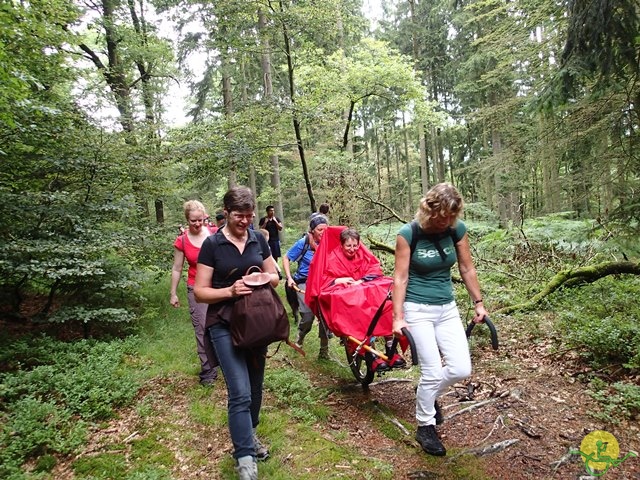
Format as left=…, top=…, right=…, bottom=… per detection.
left=235, top=456, right=258, bottom=480
left=415, top=425, right=446, bottom=456
left=318, top=337, right=329, bottom=360
left=434, top=400, right=444, bottom=425
left=385, top=342, right=406, bottom=368
left=253, top=433, right=269, bottom=461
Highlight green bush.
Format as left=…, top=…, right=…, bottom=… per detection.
left=588, top=379, right=640, bottom=422
left=554, top=278, right=640, bottom=369
left=0, top=336, right=140, bottom=476
left=264, top=367, right=327, bottom=422
left=0, top=397, right=87, bottom=478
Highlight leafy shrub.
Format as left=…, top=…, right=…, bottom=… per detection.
left=0, top=336, right=140, bottom=476
left=0, top=337, right=139, bottom=419
left=0, top=397, right=87, bottom=478
left=48, top=306, right=136, bottom=325
left=464, top=202, right=499, bottom=224
left=554, top=278, right=640, bottom=369
left=588, top=379, right=640, bottom=422
left=264, top=367, right=326, bottom=422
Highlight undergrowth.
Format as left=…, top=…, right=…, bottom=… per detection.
left=0, top=336, right=140, bottom=479
left=1, top=213, right=638, bottom=477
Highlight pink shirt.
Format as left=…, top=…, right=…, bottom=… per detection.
left=174, top=227, right=216, bottom=286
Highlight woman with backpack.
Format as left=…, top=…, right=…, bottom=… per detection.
left=392, top=183, right=488, bottom=457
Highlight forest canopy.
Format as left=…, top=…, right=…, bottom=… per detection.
left=0, top=0, right=638, bottom=321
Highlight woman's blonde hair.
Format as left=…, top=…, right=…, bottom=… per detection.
left=183, top=200, right=207, bottom=220
left=415, top=182, right=464, bottom=229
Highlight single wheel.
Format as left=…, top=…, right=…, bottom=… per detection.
left=344, top=341, right=374, bottom=386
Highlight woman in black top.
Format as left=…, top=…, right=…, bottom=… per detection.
left=195, top=186, right=279, bottom=480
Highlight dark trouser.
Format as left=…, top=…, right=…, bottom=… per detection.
left=208, top=323, right=267, bottom=459
left=295, top=282, right=329, bottom=351
left=187, top=286, right=218, bottom=382
left=268, top=239, right=281, bottom=262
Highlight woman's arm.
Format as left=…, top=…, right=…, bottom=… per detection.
left=194, top=264, right=252, bottom=303
left=282, top=254, right=295, bottom=288
left=170, top=248, right=185, bottom=308
left=262, top=255, right=280, bottom=287
left=333, top=276, right=358, bottom=285
left=455, top=234, right=488, bottom=323
left=392, top=235, right=410, bottom=336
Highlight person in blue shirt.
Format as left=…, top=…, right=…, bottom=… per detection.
left=283, top=214, right=330, bottom=359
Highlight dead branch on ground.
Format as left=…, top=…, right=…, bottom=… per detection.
left=446, top=398, right=499, bottom=420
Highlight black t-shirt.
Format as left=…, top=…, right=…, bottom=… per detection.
left=259, top=216, right=281, bottom=241
left=198, top=229, right=270, bottom=327
left=198, top=229, right=270, bottom=288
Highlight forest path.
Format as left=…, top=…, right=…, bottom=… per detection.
left=50, top=319, right=639, bottom=479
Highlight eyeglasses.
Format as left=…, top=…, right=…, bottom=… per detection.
left=230, top=212, right=255, bottom=221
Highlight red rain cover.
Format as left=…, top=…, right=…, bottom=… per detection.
left=304, top=226, right=394, bottom=339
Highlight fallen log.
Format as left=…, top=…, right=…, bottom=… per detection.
left=448, top=439, right=520, bottom=462
left=367, top=238, right=639, bottom=315
left=464, top=438, right=520, bottom=456
left=494, top=261, right=640, bottom=315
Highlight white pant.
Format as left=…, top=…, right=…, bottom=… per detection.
left=404, top=301, right=472, bottom=426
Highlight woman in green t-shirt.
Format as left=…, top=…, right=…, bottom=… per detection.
left=392, top=183, right=488, bottom=457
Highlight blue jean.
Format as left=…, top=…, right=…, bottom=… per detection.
left=208, top=323, right=267, bottom=459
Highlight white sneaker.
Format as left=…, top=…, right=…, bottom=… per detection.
left=235, top=456, right=257, bottom=480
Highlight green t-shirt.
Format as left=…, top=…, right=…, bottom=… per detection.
left=398, top=220, right=467, bottom=305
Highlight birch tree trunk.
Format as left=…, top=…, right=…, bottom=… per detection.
left=221, top=51, right=236, bottom=188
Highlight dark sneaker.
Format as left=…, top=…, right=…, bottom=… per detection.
left=388, top=353, right=406, bottom=368
left=371, top=356, right=390, bottom=373
left=434, top=400, right=444, bottom=425
left=253, top=433, right=269, bottom=461
left=416, top=425, right=446, bottom=456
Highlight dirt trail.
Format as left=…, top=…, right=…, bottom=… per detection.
left=50, top=326, right=639, bottom=480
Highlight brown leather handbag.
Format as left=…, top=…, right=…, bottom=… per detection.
left=230, top=267, right=290, bottom=348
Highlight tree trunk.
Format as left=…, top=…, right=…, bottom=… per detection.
left=258, top=9, right=284, bottom=239
left=279, top=0, right=316, bottom=213
left=408, top=0, right=429, bottom=195
left=402, top=112, right=413, bottom=214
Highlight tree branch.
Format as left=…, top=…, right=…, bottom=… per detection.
left=353, top=192, right=407, bottom=223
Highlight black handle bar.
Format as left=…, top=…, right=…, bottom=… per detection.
left=401, top=327, right=419, bottom=365
left=465, top=316, right=499, bottom=350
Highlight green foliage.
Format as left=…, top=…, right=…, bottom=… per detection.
left=588, top=378, right=640, bottom=423
left=264, top=367, right=327, bottom=422
left=554, top=277, right=640, bottom=369
left=72, top=453, right=128, bottom=479
left=48, top=307, right=136, bottom=325
left=464, top=202, right=500, bottom=224
left=0, top=336, right=140, bottom=476
left=0, top=397, right=87, bottom=478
